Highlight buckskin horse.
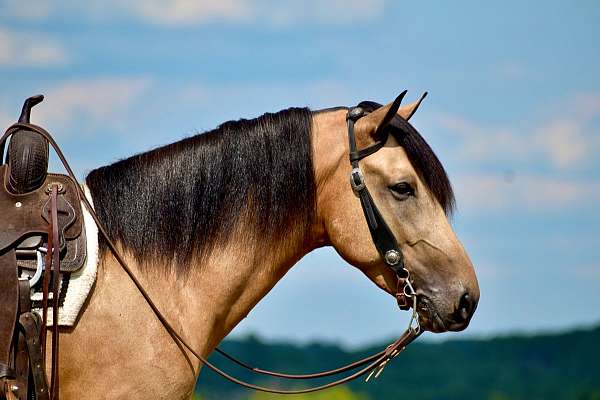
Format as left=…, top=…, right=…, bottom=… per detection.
left=0, top=91, right=479, bottom=399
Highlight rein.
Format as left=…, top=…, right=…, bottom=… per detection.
left=0, top=99, right=421, bottom=396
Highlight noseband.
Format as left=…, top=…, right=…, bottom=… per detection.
left=0, top=100, right=421, bottom=397
left=347, top=105, right=418, bottom=313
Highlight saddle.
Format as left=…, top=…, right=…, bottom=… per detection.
left=0, top=96, right=85, bottom=400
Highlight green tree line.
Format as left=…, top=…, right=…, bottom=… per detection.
left=196, top=325, right=600, bottom=400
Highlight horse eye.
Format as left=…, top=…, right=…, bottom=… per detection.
left=389, top=182, right=415, bottom=199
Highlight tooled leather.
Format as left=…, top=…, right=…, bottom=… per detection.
left=0, top=165, right=82, bottom=252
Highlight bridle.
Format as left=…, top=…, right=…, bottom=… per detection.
left=0, top=94, right=421, bottom=396
left=346, top=91, right=419, bottom=312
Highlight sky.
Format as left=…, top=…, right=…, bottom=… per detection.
left=1, top=0, right=599, bottom=347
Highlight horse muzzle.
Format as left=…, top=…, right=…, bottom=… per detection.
left=416, top=290, right=478, bottom=333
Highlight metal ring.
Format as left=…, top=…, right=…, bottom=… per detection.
left=408, top=295, right=420, bottom=333
left=403, top=279, right=416, bottom=298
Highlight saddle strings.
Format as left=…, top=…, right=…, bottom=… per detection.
left=0, top=122, right=421, bottom=394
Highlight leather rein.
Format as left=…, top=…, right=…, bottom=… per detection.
left=0, top=102, right=421, bottom=396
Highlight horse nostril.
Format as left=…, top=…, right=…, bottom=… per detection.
left=456, top=292, right=476, bottom=323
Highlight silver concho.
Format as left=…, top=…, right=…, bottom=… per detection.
left=349, top=167, right=366, bottom=193
left=384, top=250, right=401, bottom=265
left=348, top=106, right=364, bottom=120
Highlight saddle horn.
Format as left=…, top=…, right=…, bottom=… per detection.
left=3, top=95, right=50, bottom=194
left=18, top=94, right=44, bottom=123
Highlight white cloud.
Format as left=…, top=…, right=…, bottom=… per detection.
left=435, top=92, right=600, bottom=171
left=536, top=93, right=600, bottom=169
left=0, top=28, right=69, bottom=67
left=1, top=0, right=388, bottom=27
left=535, top=119, right=587, bottom=169
left=454, top=173, right=600, bottom=214
left=179, top=79, right=351, bottom=111
left=24, top=77, right=152, bottom=137
left=249, top=0, right=387, bottom=27
left=434, top=113, right=526, bottom=163
left=122, top=0, right=251, bottom=26
left=0, top=0, right=53, bottom=21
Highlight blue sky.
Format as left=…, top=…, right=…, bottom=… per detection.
left=1, top=0, right=599, bottom=346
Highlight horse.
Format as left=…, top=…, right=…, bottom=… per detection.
left=50, top=93, right=479, bottom=399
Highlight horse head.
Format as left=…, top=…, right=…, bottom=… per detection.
left=314, top=92, right=480, bottom=332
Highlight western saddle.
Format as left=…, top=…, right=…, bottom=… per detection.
left=0, top=96, right=86, bottom=400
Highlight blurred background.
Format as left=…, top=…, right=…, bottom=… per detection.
left=1, top=1, right=599, bottom=398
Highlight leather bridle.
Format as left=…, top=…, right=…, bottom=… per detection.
left=346, top=93, right=419, bottom=311
left=0, top=97, right=421, bottom=396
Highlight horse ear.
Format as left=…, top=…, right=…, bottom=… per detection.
left=397, top=92, right=428, bottom=121
left=359, top=91, right=407, bottom=140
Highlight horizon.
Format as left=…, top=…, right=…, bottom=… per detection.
left=228, top=319, right=600, bottom=349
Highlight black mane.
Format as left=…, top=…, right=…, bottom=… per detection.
left=86, top=107, right=315, bottom=274
left=86, top=102, right=454, bottom=275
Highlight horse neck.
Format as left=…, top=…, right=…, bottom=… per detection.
left=311, top=107, right=350, bottom=215
left=90, top=221, right=318, bottom=382
left=179, top=108, right=349, bottom=352
left=99, top=207, right=327, bottom=365
left=185, top=227, right=318, bottom=352
left=93, top=109, right=349, bottom=360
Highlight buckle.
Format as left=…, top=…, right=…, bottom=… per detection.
left=349, top=168, right=366, bottom=193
